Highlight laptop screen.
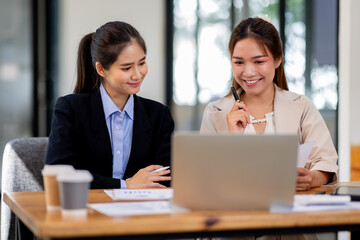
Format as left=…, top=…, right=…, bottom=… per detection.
left=172, top=132, right=298, bottom=211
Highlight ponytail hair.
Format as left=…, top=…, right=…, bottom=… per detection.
left=74, top=21, right=147, bottom=94
left=74, top=33, right=99, bottom=93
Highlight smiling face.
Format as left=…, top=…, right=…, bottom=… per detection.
left=231, top=38, right=281, bottom=98
left=97, top=40, right=148, bottom=100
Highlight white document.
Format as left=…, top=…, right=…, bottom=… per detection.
left=294, top=194, right=351, bottom=205
left=292, top=202, right=360, bottom=212
left=297, top=141, right=315, bottom=168
left=104, top=189, right=173, bottom=200
left=290, top=194, right=360, bottom=212
left=88, top=201, right=188, bottom=216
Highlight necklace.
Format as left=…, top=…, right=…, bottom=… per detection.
left=251, top=118, right=267, bottom=125
left=250, top=112, right=274, bottom=125
left=240, top=94, right=273, bottom=125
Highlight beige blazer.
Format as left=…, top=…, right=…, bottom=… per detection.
left=200, top=84, right=338, bottom=181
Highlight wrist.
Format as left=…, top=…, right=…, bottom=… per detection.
left=309, top=171, right=317, bottom=188
left=125, top=178, right=132, bottom=188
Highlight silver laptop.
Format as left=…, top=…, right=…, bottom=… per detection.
left=171, top=132, right=298, bottom=211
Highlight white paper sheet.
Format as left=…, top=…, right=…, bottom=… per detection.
left=297, top=141, right=315, bottom=168
left=291, top=202, right=360, bottom=212
left=88, top=201, right=188, bottom=216
left=294, top=194, right=351, bottom=205
left=93, top=193, right=360, bottom=216
left=290, top=194, right=360, bottom=212
left=104, top=189, right=173, bottom=200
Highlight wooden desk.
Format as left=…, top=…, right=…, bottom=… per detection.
left=4, top=182, right=360, bottom=239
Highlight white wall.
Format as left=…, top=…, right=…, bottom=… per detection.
left=58, top=0, right=165, bottom=103
left=348, top=1, right=360, bottom=145
left=339, top=0, right=360, bottom=181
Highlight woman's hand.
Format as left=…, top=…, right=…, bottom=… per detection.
left=125, top=165, right=171, bottom=189
left=296, top=168, right=332, bottom=191
left=296, top=168, right=314, bottom=191
left=226, top=101, right=250, bottom=133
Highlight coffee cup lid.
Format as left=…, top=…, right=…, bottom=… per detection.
left=42, top=165, right=75, bottom=176
left=57, top=170, right=93, bottom=183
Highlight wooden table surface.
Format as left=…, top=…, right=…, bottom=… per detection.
left=4, top=182, right=360, bottom=239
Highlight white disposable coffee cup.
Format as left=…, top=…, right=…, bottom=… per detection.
left=57, top=170, right=93, bottom=217
left=42, top=165, right=75, bottom=211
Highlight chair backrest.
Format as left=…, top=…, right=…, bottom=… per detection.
left=1, top=137, right=48, bottom=240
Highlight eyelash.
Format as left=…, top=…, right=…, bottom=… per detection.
left=234, top=61, right=264, bottom=65
left=121, top=61, right=146, bottom=71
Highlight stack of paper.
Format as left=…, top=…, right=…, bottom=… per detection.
left=294, top=194, right=351, bottom=205
left=291, top=194, right=360, bottom=212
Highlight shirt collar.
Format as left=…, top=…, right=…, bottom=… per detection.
left=124, top=94, right=134, bottom=120
left=100, top=83, right=134, bottom=120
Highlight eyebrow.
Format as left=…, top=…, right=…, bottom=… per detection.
left=120, top=56, right=146, bottom=67
left=232, top=55, right=267, bottom=60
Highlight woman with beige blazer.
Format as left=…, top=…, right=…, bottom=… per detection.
left=200, top=17, right=338, bottom=192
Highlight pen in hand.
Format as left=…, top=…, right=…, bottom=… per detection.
left=152, top=166, right=170, bottom=172
left=231, top=87, right=240, bottom=102
left=231, top=87, right=242, bottom=110
left=230, top=87, right=250, bottom=127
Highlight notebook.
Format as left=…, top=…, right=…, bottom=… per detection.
left=171, top=132, right=298, bottom=211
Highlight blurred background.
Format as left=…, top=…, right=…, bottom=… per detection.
left=0, top=0, right=359, bottom=189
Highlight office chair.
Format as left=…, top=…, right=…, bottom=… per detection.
left=1, top=137, right=48, bottom=240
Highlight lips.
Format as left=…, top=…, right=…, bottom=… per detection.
left=128, top=82, right=141, bottom=87
left=243, top=78, right=262, bottom=86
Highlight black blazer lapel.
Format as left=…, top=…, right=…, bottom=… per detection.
left=90, top=91, right=113, bottom=177
left=124, top=95, right=152, bottom=178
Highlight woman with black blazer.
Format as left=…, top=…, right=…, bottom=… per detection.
left=46, top=21, right=174, bottom=189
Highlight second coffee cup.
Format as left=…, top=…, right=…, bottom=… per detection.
left=57, top=170, right=93, bottom=217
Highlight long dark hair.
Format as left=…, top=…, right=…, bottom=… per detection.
left=228, top=17, right=288, bottom=94
left=74, top=21, right=147, bottom=93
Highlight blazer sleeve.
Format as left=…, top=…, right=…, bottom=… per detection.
left=45, top=96, right=121, bottom=189
left=154, top=106, right=175, bottom=171
left=46, top=97, right=78, bottom=166
left=300, top=98, right=339, bottom=182
left=200, top=103, right=217, bottom=133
